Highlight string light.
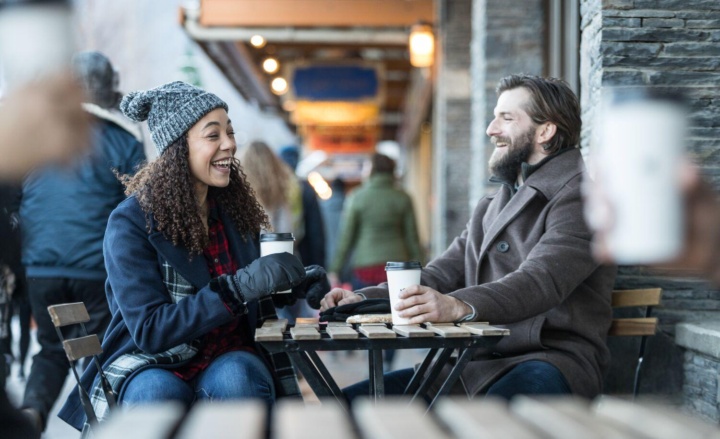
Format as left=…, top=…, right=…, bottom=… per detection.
left=250, top=35, right=266, bottom=48
left=271, top=77, right=288, bottom=95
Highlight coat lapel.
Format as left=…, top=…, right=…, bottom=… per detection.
left=149, top=232, right=210, bottom=290
left=478, top=186, right=540, bottom=259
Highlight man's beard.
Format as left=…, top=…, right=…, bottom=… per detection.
left=488, top=129, right=535, bottom=183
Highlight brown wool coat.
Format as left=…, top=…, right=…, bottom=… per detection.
left=361, top=149, right=616, bottom=398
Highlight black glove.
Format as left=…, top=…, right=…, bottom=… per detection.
left=319, top=298, right=391, bottom=322
left=224, top=252, right=305, bottom=304
left=291, top=265, right=331, bottom=309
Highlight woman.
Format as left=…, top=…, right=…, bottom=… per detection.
left=239, top=141, right=302, bottom=236
left=329, top=153, right=423, bottom=289
left=59, top=81, right=324, bottom=431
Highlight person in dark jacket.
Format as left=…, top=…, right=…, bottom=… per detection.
left=322, top=75, right=616, bottom=402
left=19, top=52, right=146, bottom=431
left=58, top=81, right=328, bottom=432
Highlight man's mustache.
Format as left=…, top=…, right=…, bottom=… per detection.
left=491, top=136, right=512, bottom=146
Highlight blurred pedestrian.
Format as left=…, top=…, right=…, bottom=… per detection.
left=320, top=177, right=349, bottom=279
left=58, top=81, right=325, bottom=432
left=241, top=142, right=319, bottom=321
left=0, top=182, right=31, bottom=380
left=329, top=153, right=423, bottom=290
left=240, top=141, right=302, bottom=235
left=0, top=69, right=89, bottom=439
left=19, top=51, right=145, bottom=432
left=279, top=145, right=326, bottom=268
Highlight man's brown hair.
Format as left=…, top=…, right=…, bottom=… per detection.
left=497, top=74, right=581, bottom=153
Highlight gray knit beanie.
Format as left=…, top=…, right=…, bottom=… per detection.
left=120, top=81, right=228, bottom=155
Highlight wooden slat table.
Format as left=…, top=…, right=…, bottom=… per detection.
left=255, top=321, right=508, bottom=411
left=92, top=397, right=720, bottom=439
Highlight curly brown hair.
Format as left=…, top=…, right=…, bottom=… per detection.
left=121, top=135, right=269, bottom=254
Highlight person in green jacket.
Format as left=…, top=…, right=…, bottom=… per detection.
left=329, top=153, right=423, bottom=290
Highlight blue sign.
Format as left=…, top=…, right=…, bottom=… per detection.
left=293, top=65, right=379, bottom=101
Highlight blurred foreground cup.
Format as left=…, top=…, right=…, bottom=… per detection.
left=0, top=0, right=76, bottom=92
left=385, top=261, right=422, bottom=325
left=588, top=88, right=687, bottom=264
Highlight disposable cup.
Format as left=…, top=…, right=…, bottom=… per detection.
left=385, top=261, right=422, bottom=326
left=260, top=233, right=295, bottom=294
left=591, top=88, right=687, bottom=264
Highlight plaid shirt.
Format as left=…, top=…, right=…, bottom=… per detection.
left=172, top=201, right=253, bottom=380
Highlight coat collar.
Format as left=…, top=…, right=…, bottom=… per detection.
left=367, top=174, right=394, bottom=188
left=148, top=204, right=260, bottom=290
left=478, top=148, right=585, bottom=258
left=523, top=148, right=584, bottom=200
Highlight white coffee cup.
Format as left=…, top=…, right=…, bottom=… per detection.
left=590, top=88, right=687, bottom=264
left=260, top=233, right=295, bottom=294
left=385, top=261, right=422, bottom=326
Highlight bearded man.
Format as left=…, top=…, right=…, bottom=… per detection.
left=322, top=74, right=617, bottom=401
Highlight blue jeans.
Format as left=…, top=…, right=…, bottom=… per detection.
left=343, top=360, right=571, bottom=404
left=120, top=351, right=275, bottom=408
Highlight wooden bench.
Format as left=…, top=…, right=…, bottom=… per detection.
left=91, top=396, right=719, bottom=439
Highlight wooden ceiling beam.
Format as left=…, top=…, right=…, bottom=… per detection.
left=200, top=0, right=434, bottom=27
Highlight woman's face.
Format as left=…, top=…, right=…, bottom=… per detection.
left=186, top=108, right=236, bottom=191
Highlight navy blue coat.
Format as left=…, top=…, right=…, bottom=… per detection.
left=20, top=116, right=145, bottom=280
left=58, top=196, right=272, bottom=430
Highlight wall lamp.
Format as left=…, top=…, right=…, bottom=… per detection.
left=409, top=22, right=434, bottom=68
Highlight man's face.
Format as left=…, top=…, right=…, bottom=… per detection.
left=486, top=87, right=539, bottom=182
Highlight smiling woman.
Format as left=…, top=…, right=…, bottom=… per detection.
left=57, top=81, right=331, bottom=433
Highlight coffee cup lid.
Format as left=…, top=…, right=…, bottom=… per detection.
left=385, top=261, right=422, bottom=271
left=260, top=233, right=295, bottom=242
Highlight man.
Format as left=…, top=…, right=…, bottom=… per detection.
left=322, top=74, right=616, bottom=400
left=19, top=51, right=145, bottom=431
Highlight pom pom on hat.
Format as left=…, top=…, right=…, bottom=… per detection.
left=120, top=81, right=228, bottom=155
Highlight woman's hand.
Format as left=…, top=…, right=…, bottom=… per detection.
left=225, top=252, right=305, bottom=303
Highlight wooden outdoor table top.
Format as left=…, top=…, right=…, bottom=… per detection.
left=255, top=321, right=509, bottom=352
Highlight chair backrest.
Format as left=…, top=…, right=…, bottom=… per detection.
left=608, top=288, right=662, bottom=337
left=47, top=302, right=115, bottom=427
left=48, top=302, right=103, bottom=361
left=606, top=288, right=662, bottom=399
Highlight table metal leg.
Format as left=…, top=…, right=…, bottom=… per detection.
left=368, top=349, right=384, bottom=402
left=409, top=348, right=454, bottom=404
left=427, top=347, right=475, bottom=411
left=306, top=351, right=344, bottom=397
left=404, top=348, right=439, bottom=395
left=286, top=351, right=347, bottom=411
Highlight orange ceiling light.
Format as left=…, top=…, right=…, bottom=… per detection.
left=291, top=101, right=380, bottom=125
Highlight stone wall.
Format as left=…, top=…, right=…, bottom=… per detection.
left=432, top=0, right=473, bottom=254
left=579, top=0, right=720, bottom=412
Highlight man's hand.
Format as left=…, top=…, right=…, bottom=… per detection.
left=395, top=285, right=472, bottom=324
left=320, top=288, right=362, bottom=311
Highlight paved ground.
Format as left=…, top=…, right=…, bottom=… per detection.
left=6, top=317, right=426, bottom=438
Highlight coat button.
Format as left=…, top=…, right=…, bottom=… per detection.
left=496, top=241, right=510, bottom=253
